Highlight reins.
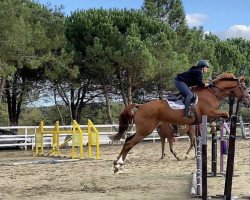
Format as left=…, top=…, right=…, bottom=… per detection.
left=207, top=85, right=225, bottom=101
left=207, top=78, right=242, bottom=102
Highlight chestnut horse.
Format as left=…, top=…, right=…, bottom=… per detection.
left=111, top=73, right=249, bottom=173
left=156, top=124, right=195, bottom=160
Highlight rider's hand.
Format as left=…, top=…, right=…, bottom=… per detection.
left=208, top=82, right=215, bottom=87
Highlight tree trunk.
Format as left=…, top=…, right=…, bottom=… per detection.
left=0, top=78, right=5, bottom=105
left=53, top=88, right=65, bottom=125
left=158, top=83, right=164, bottom=100
left=70, top=102, right=77, bottom=121
left=103, top=85, right=113, bottom=124
left=76, top=100, right=85, bottom=123
left=5, top=80, right=23, bottom=127
left=105, top=94, right=113, bottom=124
left=116, top=69, right=128, bottom=106
left=70, top=88, right=77, bottom=121
left=127, top=69, right=132, bottom=104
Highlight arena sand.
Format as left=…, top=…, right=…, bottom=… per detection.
left=0, top=139, right=249, bottom=200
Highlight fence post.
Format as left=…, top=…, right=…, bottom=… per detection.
left=239, top=115, right=246, bottom=139
left=25, top=128, right=28, bottom=151
left=224, top=115, right=237, bottom=199
left=211, top=129, right=217, bottom=176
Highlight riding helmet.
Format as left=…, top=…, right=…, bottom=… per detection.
left=197, top=60, right=209, bottom=68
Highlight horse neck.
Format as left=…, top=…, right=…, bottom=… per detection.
left=215, top=80, right=238, bottom=98
left=195, top=87, right=217, bottom=99
left=216, top=80, right=238, bottom=89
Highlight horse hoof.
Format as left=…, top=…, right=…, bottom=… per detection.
left=114, top=165, right=119, bottom=173
left=113, top=160, right=117, bottom=165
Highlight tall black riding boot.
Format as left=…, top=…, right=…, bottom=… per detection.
left=184, top=97, right=192, bottom=118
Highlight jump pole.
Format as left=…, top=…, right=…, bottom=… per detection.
left=211, top=128, right=217, bottom=176
left=220, top=123, right=225, bottom=174
left=224, top=115, right=237, bottom=199
left=201, top=115, right=207, bottom=200
left=220, top=120, right=231, bottom=174
left=191, top=115, right=207, bottom=199
left=194, top=123, right=202, bottom=196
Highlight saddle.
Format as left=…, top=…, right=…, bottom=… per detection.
left=165, top=93, right=183, bottom=101
left=165, top=92, right=198, bottom=110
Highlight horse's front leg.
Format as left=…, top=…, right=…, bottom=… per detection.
left=113, top=155, right=125, bottom=173
left=113, top=143, right=126, bottom=173
left=185, top=142, right=195, bottom=160
left=185, top=132, right=195, bottom=160
left=113, top=151, right=122, bottom=165
left=113, top=134, right=135, bottom=173
left=209, top=110, right=229, bottom=119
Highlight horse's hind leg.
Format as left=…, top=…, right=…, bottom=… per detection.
left=114, top=133, right=144, bottom=173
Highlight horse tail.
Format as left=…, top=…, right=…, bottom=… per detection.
left=110, top=103, right=139, bottom=141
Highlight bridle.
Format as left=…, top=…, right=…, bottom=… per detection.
left=207, top=79, right=245, bottom=102
left=207, top=85, right=225, bottom=101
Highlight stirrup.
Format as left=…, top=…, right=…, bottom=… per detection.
left=183, top=115, right=192, bottom=119
left=184, top=110, right=192, bottom=119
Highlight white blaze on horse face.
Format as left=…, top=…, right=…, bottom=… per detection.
left=117, top=157, right=124, bottom=165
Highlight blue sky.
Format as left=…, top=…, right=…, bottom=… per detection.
left=37, top=0, right=250, bottom=40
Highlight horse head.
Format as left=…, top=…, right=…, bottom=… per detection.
left=232, top=76, right=249, bottom=100
left=212, top=73, right=249, bottom=101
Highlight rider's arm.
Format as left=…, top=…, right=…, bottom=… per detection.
left=194, top=70, right=206, bottom=87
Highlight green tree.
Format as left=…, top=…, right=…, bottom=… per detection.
left=226, top=38, right=250, bottom=80
left=0, top=0, right=66, bottom=125
left=142, top=0, right=187, bottom=30
left=213, top=39, right=246, bottom=77
left=0, top=0, right=20, bottom=104
left=66, top=9, right=175, bottom=112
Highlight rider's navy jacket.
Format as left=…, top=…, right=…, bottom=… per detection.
left=175, top=66, right=205, bottom=88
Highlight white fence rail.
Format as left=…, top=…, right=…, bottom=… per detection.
left=0, top=123, right=249, bottom=150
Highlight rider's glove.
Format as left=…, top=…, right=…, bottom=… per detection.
left=208, top=82, right=215, bottom=87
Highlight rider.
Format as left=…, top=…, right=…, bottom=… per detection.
left=174, top=60, right=210, bottom=119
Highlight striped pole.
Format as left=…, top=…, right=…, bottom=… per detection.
left=201, top=115, right=207, bottom=200
left=195, top=123, right=202, bottom=196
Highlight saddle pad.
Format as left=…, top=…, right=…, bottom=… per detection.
left=166, top=96, right=198, bottom=110
left=166, top=99, right=185, bottom=109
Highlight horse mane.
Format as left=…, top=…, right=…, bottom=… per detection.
left=212, top=72, right=237, bottom=83
left=191, top=72, right=238, bottom=91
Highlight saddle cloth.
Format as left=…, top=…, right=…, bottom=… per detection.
left=165, top=94, right=198, bottom=110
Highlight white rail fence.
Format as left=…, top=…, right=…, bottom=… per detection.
left=0, top=123, right=249, bottom=150
left=0, top=124, right=159, bottom=150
